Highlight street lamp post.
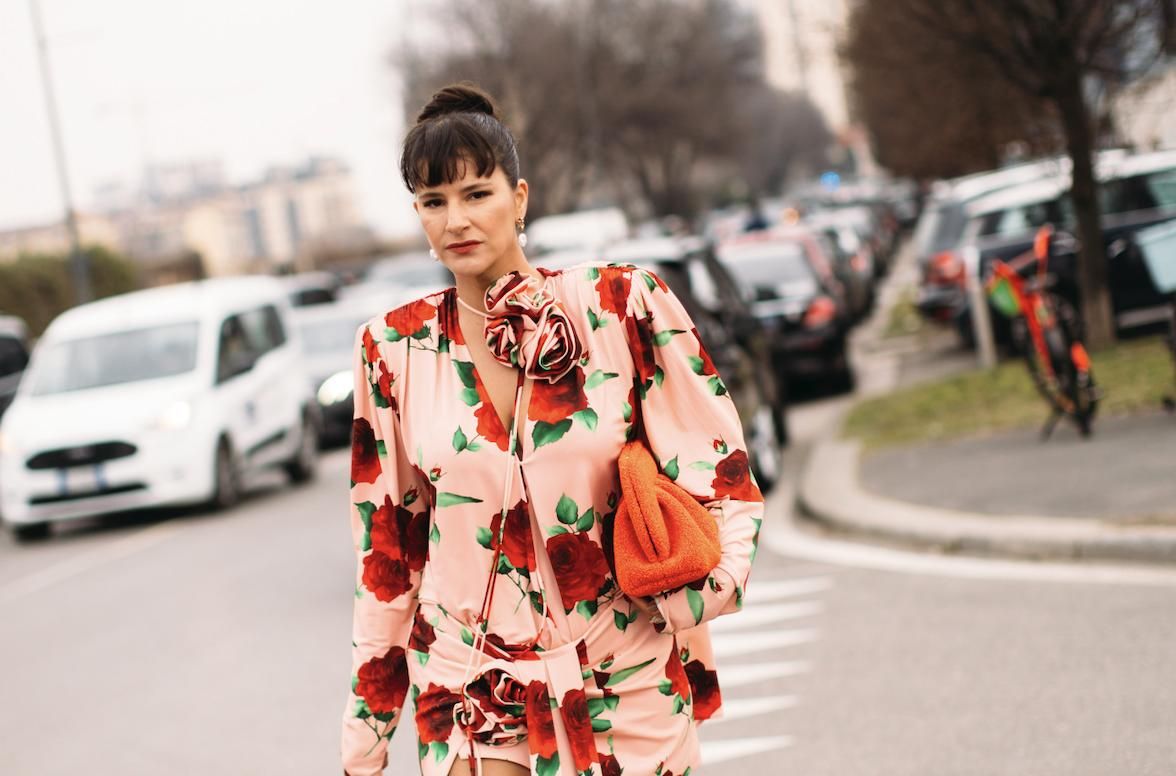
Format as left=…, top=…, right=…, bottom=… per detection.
left=28, top=0, right=92, bottom=305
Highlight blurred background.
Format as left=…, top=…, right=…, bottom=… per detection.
left=2, top=1, right=1176, bottom=774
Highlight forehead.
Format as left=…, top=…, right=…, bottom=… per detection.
left=415, top=158, right=504, bottom=196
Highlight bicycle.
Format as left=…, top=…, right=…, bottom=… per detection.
left=985, top=224, right=1100, bottom=439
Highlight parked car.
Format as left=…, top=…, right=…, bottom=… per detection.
left=600, top=237, right=788, bottom=492
left=0, top=277, right=320, bottom=540
left=805, top=213, right=877, bottom=321
left=0, top=315, right=30, bottom=421
left=717, top=231, right=856, bottom=394
left=282, top=271, right=342, bottom=307
left=293, top=300, right=388, bottom=448
left=341, top=251, right=452, bottom=306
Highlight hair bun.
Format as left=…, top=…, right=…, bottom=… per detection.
left=417, top=83, right=498, bottom=123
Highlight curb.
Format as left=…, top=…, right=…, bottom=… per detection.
left=797, top=438, right=1176, bottom=567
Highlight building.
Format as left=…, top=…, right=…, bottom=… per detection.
left=0, top=212, right=122, bottom=262
left=1114, top=61, right=1176, bottom=152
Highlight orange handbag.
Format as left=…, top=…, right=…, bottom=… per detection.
left=612, top=438, right=721, bottom=598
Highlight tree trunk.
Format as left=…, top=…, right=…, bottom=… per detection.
left=1055, top=69, right=1115, bottom=349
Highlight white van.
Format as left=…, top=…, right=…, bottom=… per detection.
left=0, top=276, right=319, bottom=539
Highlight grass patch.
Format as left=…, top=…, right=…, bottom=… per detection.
left=882, top=286, right=924, bottom=338
left=843, top=335, right=1174, bottom=449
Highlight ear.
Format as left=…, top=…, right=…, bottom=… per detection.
left=412, top=200, right=420, bottom=217
left=514, top=178, right=529, bottom=220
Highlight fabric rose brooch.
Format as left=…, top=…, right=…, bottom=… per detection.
left=482, top=270, right=584, bottom=383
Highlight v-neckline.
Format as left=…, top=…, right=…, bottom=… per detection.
left=447, top=287, right=533, bottom=459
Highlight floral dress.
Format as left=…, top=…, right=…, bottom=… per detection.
left=341, top=263, right=765, bottom=776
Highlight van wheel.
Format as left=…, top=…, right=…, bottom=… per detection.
left=283, top=414, right=318, bottom=485
left=11, top=521, right=50, bottom=542
left=211, top=437, right=242, bottom=511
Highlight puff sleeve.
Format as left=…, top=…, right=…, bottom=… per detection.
left=621, top=266, right=765, bottom=634
left=341, top=321, right=431, bottom=776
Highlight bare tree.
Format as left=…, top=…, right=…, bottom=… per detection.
left=897, top=0, right=1170, bottom=348
left=735, top=86, right=831, bottom=198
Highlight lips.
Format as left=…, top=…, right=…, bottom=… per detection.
left=447, top=241, right=481, bottom=250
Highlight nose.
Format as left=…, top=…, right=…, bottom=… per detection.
left=445, top=200, right=470, bottom=234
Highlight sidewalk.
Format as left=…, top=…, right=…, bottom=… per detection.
left=793, top=239, right=1176, bottom=567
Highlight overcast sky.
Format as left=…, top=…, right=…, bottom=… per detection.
left=0, top=0, right=424, bottom=237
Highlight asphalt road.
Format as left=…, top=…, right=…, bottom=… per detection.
left=2, top=418, right=1174, bottom=775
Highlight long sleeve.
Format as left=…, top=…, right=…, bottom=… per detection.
left=622, top=266, right=765, bottom=634
left=341, top=321, right=431, bottom=776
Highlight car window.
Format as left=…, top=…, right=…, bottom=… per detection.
left=718, top=242, right=816, bottom=287
left=217, top=315, right=256, bottom=383
left=1101, top=175, right=1158, bottom=215
left=298, top=315, right=367, bottom=356
left=0, top=336, right=29, bottom=378
left=237, top=305, right=286, bottom=358
left=980, top=200, right=1055, bottom=237
left=29, top=322, right=200, bottom=395
left=1143, top=168, right=1176, bottom=208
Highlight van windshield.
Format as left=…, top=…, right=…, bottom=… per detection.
left=29, top=321, right=200, bottom=395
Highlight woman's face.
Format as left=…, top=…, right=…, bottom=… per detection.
left=412, top=159, right=528, bottom=283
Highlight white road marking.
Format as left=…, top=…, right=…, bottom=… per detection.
left=713, top=660, right=811, bottom=687
left=766, top=522, right=1176, bottom=587
left=711, top=628, right=819, bottom=657
left=712, top=600, right=824, bottom=631
left=700, top=735, right=794, bottom=764
left=745, top=576, right=835, bottom=601
left=0, top=519, right=185, bottom=605
left=710, top=695, right=798, bottom=722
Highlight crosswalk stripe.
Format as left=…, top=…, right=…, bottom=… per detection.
left=713, top=600, right=824, bottom=631
left=713, top=660, right=811, bottom=687
left=711, top=628, right=819, bottom=657
left=746, top=576, right=834, bottom=602
left=712, top=694, right=798, bottom=722
left=700, top=735, right=794, bottom=764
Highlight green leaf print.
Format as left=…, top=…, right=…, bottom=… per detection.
left=622, top=401, right=633, bottom=422
left=671, top=695, right=686, bottom=715
left=532, top=419, right=573, bottom=449
left=642, top=271, right=657, bottom=291
left=476, top=526, right=493, bottom=549
left=460, top=387, right=480, bottom=407
left=384, top=327, right=403, bottom=343
left=587, top=265, right=601, bottom=280
left=708, top=375, right=728, bottom=396
left=466, top=439, right=483, bottom=452
left=658, top=678, right=673, bottom=696
left=431, top=741, right=449, bottom=763
left=663, top=455, right=679, bottom=481
left=686, top=587, right=705, bottom=626
left=452, top=426, right=468, bottom=452
left=653, top=365, right=665, bottom=387
left=354, top=697, right=371, bottom=720
left=575, top=509, right=595, bottom=532
left=687, top=355, right=705, bottom=375
left=556, top=495, right=579, bottom=524
left=496, top=554, right=514, bottom=574
left=530, top=591, right=545, bottom=615
left=536, top=754, right=561, bottom=776
left=587, top=696, right=619, bottom=717
left=461, top=627, right=474, bottom=646
left=575, top=599, right=598, bottom=620
left=418, top=739, right=429, bottom=761
left=413, top=649, right=429, bottom=666
left=351, top=674, right=359, bottom=692
left=547, top=524, right=570, bottom=536
left=573, top=408, right=598, bottom=430
left=584, top=369, right=619, bottom=389
left=604, top=657, right=656, bottom=687
left=436, top=492, right=483, bottom=507
left=653, top=329, right=685, bottom=347
left=372, top=386, right=390, bottom=409
left=613, top=610, right=629, bottom=632
left=587, top=307, right=601, bottom=331
left=357, top=501, right=377, bottom=550
left=429, top=523, right=441, bottom=545
left=411, top=325, right=431, bottom=341
left=688, top=460, right=716, bottom=471
left=437, top=333, right=450, bottom=353
left=453, top=360, right=477, bottom=389
left=375, top=439, right=387, bottom=458
left=591, top=717, right=613, bottom=733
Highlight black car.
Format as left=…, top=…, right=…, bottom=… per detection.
left=593, top=237, right=789, bottom=492
left=717, top=233, right=856, bottom=393
left=0, top=316, right=29, bottom=420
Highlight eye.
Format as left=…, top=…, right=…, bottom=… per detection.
left=421, top=198, right=443, bottom=209
left=469, top=190, right=491, bottom=200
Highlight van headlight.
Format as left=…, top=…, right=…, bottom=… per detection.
left=317, top=371, right=353, bottom=406
left=0, top=430, right=13, bottom=455
left=150, top=400, right=192, bottom=431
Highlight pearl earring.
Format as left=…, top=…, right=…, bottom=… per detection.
left=516, top=217, right=527, bottom=249
left=429, top=248, right=438, bottom=260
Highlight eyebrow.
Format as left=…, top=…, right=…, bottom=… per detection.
left=416, top=182, right=492, bottom=198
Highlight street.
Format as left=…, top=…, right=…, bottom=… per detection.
left=2, top=392, right=1175, bottom=776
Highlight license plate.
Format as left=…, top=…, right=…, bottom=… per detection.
left=56, top=464, right=107, bottom=497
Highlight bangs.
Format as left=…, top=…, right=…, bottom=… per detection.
left=400, top=117, right=500, bottom=193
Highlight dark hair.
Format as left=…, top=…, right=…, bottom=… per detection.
left=399, top=82, right=520, bottom=194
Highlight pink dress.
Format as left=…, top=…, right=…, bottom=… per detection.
left=341, top=263, right=765, bottom=776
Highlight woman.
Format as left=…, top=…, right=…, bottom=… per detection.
left=341, top=83, right=765, bottom=776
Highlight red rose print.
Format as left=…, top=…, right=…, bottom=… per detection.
left=405, top=511, right=429, bottom=571
left=466, top=668, right=528, bottom=732
left=362, top=327, right=380, bottom=366
left=524, top=681, right=558, bottom=758
left=350, top=417, right=381, bottom=484
left=711, top=449, right=763, bottom=502
left=624, top=312, right=658, bottom=385
left=690, top=327, right=718, bottom=376
left=415, top=683, right=461, bottom=744
left=489, top=500, right=535, bottom=572
left=362, top=550, right=412, bottom=602
left=560, top=688, right=597, bottom=772
left=545, top=532, right=610, bottom=610
left=599, top=752, right=622, bottom=776
left=355, top=646, right=408, bottom=716
left=376, top=361, right=397, bottom=408
left=385, top=298, right=437, bottom=338
left=408, top=610, right=435, bottom=653
left=595, top=265, right=633, bottom=317
left=473, top=374, right=511, bottom=452
left=527, top=366, right=588, bottom=425
left=684, top=660, right=722, bottom=721
left=439, top=292, right=466, bottom=345
left=664, top=651, right=691, bottom=701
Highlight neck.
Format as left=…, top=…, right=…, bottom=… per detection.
left=454, top=249, right=536, bottom=312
